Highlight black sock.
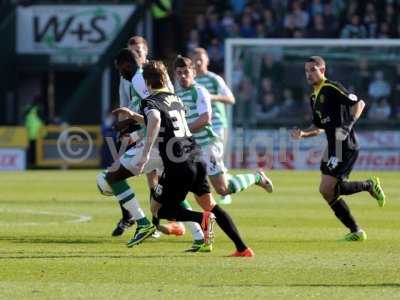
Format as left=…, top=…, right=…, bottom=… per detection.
left=120, top=203, right=132, bottom=220
left=336, top=180, right=371, bottom=196
left=158, top=205, right=203, bottom=224
left=329, top=198, right=359, bottom=232
left=211, top=205, right=247, bottom=252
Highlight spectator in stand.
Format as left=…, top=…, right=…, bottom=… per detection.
left=368, top=70, right=391, bottom=100
left=377, top=22, right=391, bottom=38
left=207, top=37, right=224, bottom=72
left=383, top=3, right=396, bottom=32
left=255, top=23, right=266, bottom=37
left=364, top=2, right=378, bottom=38
left=340, top=14, right=367, bottom=38
left=186, top=29, right=200, bottom=54
left=368, top=98, right=392, bottom=120
left=256, top=92, right=280, bottom=120
left=207, top=12, right=223, bottom=39
left=235, top=77, right=256, bottom=126
left=221, top=9, right=235, bottom=32
left=262, top=8, right=278, bottom=37
left=259, top=77, right=279, bottom=100
left=259, top=53, right=283, bottom=84
left=308, top=13, right=329, bottom=38
left=352, top=59, right=371, bottom=100
left=281, top=88, right=297, bottom=116
left=283, top=13, right=297, bottom=37
left=309, top=0, right=324, bottom=18
left=195, top=14, right=210, bottom=46
left=239, top=14, right=256, bottom=37
left=323, top=2, right=340, bottom=37
left=284, top=0, right=309, bottom=30
left=300, top=92, right=312, bottom=121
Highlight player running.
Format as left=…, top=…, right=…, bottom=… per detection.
left=191, top=47, right=236, bottom=204
left=291, top=56, right=386, bottom=241
left=97, top=42, right=205, bottom=249
left=174, top=55, right=273, bottom=201
left=136, top=60, right=254, bottom=256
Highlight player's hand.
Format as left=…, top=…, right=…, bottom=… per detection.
left=133, top=154, right=149, bottom=175
left=291, top=127, right=303, bottom=140
left=335, top=127, right=349, bottom=141
left=112, top=107, right=134, bottom=118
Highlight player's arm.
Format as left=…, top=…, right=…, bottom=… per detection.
left=210, top=94, right=235, bottom=104
left=210, top=75, right=235, bottom=104
left=328, top=84, right=365, bottom=140
left=188, top=86, right=212, bottom=132
left=189, top=112, right=211, bottom=132
left=291, top=125, right=324, bottom=139
left=111, top=107, right=144, bottom=124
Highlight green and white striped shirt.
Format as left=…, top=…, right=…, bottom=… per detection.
left=176, top=83, right=218, bottom=147
left=195, top=71, right=233, bottom=130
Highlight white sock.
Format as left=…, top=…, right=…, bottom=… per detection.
left=122, top=198, right=146, bottom=221
left=184, top=221, right=204, bottom=240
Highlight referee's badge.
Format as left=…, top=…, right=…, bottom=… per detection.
left=319, top=94, right=325, bottom=103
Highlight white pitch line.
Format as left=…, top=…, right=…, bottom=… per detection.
left=0, top=208, right=92, bottom=226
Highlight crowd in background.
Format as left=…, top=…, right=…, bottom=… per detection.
left=187, top=0, right=400, bottom=68
left=184, top=0, right=400, bottom=125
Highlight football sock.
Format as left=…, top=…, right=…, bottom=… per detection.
left=227, top=173, right=261, bottom=194
left=329, top=198, right=359, bottom=232
left=336, top=180, right=372, bottom=196
left=110, top=180, right=149, bottom=223
left=180, top=200, right=204, bottom=240
left=211, top=205, right=247, bottom=252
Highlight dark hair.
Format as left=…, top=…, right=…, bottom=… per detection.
left=307, top=56, right=326, bottom=67
left=173, top=55, right=193, bottom=70
left=115, top=48, right=136, bottom=66
left=142, top=60, right=168, bottom=89
left=128, top=36, right=148, bottom=49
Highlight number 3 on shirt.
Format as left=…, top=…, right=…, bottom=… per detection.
left=169, top=109, right=192, bottom=138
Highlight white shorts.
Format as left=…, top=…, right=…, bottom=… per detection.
left=213, top=127, right=226, bottom=142
left=119, top=141, right=163, bottom=175
left=201, top=141, right=227, bottom=176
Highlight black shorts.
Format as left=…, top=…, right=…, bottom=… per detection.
left=320, top=149, right=358, bottom=181
left=153, top=161, right=210, bottom=206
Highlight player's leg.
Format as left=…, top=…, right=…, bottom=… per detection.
left=334, top=149, right=385, bottom=207
left=146, top=157, right=203, bottom=241
left=204, top=141, right=273, bottom=204
left=336, top=177, right=385, bottom=207
left=195, top=193, right=254, bottom=257
left=193, top=161, right=253, bottom=257
left=319, top=174, right=366, bottom=241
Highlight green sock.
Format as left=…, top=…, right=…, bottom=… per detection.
left=110, top=180, right=149, bottom=223
left=137, top=217, right=150, bottom=226
left=227, top=173, right=260, bottom=194
left=110, top=180, right=133, bottom=201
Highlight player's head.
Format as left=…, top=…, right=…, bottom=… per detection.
left=115, top=48, right=139, bottom=81
left=128, top=36, right=148, bottom=66
left=174, top=55, right=195, bottom=88
left=190, top=47, right=209, bottom=74
left=305, top=56, right=326, bottom=86
left=142, top=60, right=169, bottom=90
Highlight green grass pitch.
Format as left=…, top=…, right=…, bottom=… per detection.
left=0, top=170, right=399, bottom=299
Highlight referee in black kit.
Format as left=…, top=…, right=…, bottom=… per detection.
left=291, top=56, right=386, bottom=241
